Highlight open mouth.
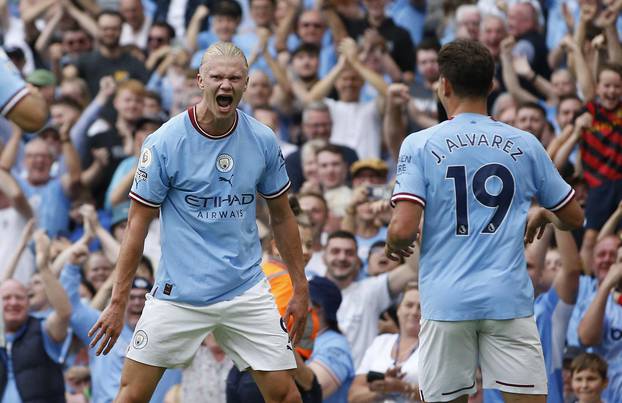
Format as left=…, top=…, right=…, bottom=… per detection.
left=216, top=95, right=234, bottom=108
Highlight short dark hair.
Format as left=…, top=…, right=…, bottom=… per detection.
left=598, top=63, right=622, bottom=82
left=51, top=96, right=83, bottom=111
left=213, top=0, right=243, bottom=19
left=316, top=144, right=344, bottom=160
left=144, top=90, right=162, bottom=104
left=438, top=39, right=494, bottom=99
left=517, top=101, right=546, bottom=117
left=326, top=230, right=358, bottom=249
left=249, top=0, right=276, bottom=7
left=151, top=21, right=176, bottom=40
left=292, top=43, right=320, bottom=58
left=416, top=37, right=441, bottom=54
left=97, top=9, right=124, bottom=23
left=571, top=353, right=608, bottom=380
left=557, top=94, right=582, bottom=106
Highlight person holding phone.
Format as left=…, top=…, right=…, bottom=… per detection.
left=349, top=283, right=420, bottom=403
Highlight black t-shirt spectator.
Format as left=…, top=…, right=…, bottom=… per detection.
left=86, top=128, right=127, bottom=208
left=74, top=51, right=149, bottom=98
left=364, top=18, right=415, bottom=73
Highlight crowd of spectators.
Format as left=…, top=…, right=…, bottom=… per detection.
left=1, top=0, right=622, bottom=401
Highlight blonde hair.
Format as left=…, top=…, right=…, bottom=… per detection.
left=200, top=42, right=248, bottom=70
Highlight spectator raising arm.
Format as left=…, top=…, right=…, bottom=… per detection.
left=274, top=0, right=300, bottom=54
left=573, top=3, right=597, bottom=62
left=34, top=3, right=63, bottom=57
left=63, top=0, right=99, bottom=39
left=70, top=76, right=117, bottom=161
left=185, top=5, right=209, bottom=54
left=0, top=168, right=32, bottom=218
left=383, top=83, right=410, bottom=162
left=547, top=123, right=574, bottom=161
left=34, top=230, right=72, bottom=343
left=1, top=219, right=35, bottom=282
left=596, top=5, right=622, bottom=64
left=316, top=0, right=348, bottom=46
left=500, top=36, right=538, bottom=104
left=578, top=262, right=622, bottom=346
left=597, top=201, right=622, bottom=242
left=339, top=38, right=388, bottom=99
left=305, top=55, right=348, bottom=104
left=19, top=0, right=55, bottom=25
left=0, top=123, right=23, bottom=171
left=561, top=36, right=595, bottom=102
left=553, top=225, right=582, bottom=304
left=59, top=120, right=83, bottom=198
left=553, top=113, right=591, bottom=171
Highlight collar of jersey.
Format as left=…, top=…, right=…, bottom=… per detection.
left=188, top=105, right=238, bottom=139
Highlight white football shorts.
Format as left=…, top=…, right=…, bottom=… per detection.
left=418, top=316, right=547, bottom=402
left=126, top=279, right=296, bottom=371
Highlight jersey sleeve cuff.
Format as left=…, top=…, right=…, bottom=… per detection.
left=129, top=191, right=161, bottom=208
left=390, top=193, right=426, bottom=208
left=259, top=181, right=291, bottom=199
left=0, top=87, right=29, bottom=116
left=546, top=188, right=575, bottom=212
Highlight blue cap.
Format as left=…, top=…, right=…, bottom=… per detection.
left=308, top=276, right=342, bottom=323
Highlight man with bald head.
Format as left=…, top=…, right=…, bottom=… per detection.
left=1, top=128, right=81, bottom=236
left=0, top=231, right=72, bottom=402
left=90, top=42, right=308, bottom=403
left=507, top=1, right=550, bottom=79
left=120, top=0, right=153, bottom=49
left=479, top=14, right=507, bottom=60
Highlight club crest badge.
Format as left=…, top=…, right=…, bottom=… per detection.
left=140, top=148, right=152, bottom=168
left=216, top=154, right=234, bottom=173
left=133, top=330, right=148, bottom=349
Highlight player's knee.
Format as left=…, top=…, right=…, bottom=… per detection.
left=264, top=381, right=301, bottom=403
left=115, top=382, right=151, bottom=403
left=281, top=383, right=302, bottom=403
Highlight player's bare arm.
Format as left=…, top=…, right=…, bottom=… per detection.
left=89, top=200, right=158, bottom=355
left=266, top=193, right=309, bottom=345
left=525, top=199, right=584, bottom=243
left=386, top=201, right=422, bottom=262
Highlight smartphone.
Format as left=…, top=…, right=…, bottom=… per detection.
left=367, top=371, right=385, bottom=383
left=367, top=185, right=390, bottom=201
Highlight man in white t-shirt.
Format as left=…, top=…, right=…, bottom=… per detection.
left=323, top=230, right=417, bottom=366
left=305, top=38, right=388, bottom=159
left=0, top=169, right=34, bottom=284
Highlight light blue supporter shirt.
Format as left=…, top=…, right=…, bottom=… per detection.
left=590, top=295, right=622, bottom=402
left=1, top=317, right=69, bottom=403
left=16, top=176, right=71, bottom=237
left=392, top=113, right=574, bottom=321
left=307, top=330, right=354, bottom=403
left=60, top=263, right=180, bottom=403
left=566, top=275, right=598, bottom=346
left=0, top=48, right=29, bottom=117
left=130, top=107, right=290, bottom=305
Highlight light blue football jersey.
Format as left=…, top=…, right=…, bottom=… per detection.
left=592, top=296, right=622, bottom=402
left=0, top=49, right=28, bottom=117
left=392, top=113, right=574, bottom=321
left=130, top=107, right=290, bottom=305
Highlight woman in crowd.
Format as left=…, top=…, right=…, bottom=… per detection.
left=349, top=282, right=421, bottom=402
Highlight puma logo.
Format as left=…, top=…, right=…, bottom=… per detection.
left=219, top=175, right=233, bottom=186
